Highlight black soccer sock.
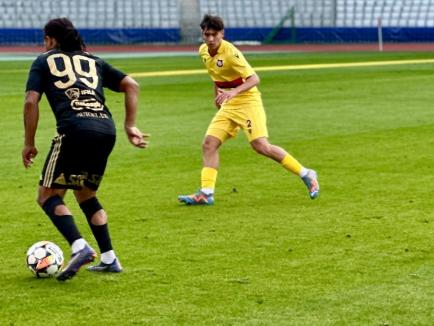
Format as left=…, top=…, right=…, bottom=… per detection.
left=89, top=223, right=113, bottom=253
left=79, top=197, right=113, bottom=253
left=42, top=196, right=82, bottom=245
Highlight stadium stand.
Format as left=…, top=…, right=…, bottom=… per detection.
left=335, top=0, right=434, bottom=27
left=198, top=0, right=434, bottom=28
left=199, top=0, right=334, bottom=27
left=198, top=0, right=434, bottom=43
left=0, top=0, right=180, bottom=44
left=0, top=0, right=179, bottom=28
left=1, top=0, right=434, bottom=44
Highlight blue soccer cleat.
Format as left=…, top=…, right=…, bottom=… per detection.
left=56, top=244, right=96, bottom=281
left=301, top=169, right=320, bottom=199
left=178, top=191, right=214, bottom=205
left=87, top=258, right=123, bottom=273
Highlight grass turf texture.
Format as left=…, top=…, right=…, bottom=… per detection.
left=1, top=51, right=434, bottom=325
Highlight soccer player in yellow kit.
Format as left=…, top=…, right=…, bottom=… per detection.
left=178, top=14, right=319, bottom=205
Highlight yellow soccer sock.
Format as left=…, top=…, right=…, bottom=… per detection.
left=281, top=154, right=303, bottom=176
left=201, top=167, right=218, bottom=192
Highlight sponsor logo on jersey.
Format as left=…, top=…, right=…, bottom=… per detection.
left=65, top=87, right=104, bottom=111
left=53, top=172, right=102, bottom=187
left=65, top=88, right=80, bottom=100
left=76, top=111, right=109, bottom=119
left=71, top=99, right=104, bottom=111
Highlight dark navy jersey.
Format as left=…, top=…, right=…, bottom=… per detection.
left=26, top=49, right=126, bottom=135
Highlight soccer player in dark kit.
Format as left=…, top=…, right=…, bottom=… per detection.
left=22, top=18, right=149, bottom=281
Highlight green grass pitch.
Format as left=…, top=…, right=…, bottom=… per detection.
left=1, top=50, right=434, bottom=325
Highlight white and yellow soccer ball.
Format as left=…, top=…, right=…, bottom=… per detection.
left=26, top=241, right=64, bottom=278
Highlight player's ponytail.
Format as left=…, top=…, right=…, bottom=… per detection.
left=44, top=18, right=86, bottom=52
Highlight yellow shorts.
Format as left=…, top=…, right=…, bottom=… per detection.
left=206, top=96, right=268, bottom=143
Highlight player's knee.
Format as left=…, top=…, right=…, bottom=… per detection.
left=79, top=197, right=104, bottom=224
left=252, top=142, right=269, bottom=156
left=41, top=195, right=64, bottom=216
left=37, top=193, right=55, bottom=208
left=37, top=192, right=47, bottom=207
left=202, top=139, right=218, bottom=153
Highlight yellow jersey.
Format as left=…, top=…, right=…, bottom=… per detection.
left=199, top=40, right=261, bottom=100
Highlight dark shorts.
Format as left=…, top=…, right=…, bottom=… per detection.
left=39, top=131, right=116, bottom=190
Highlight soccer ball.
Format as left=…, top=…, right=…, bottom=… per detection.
left=26, top=241, right=64, bottom=278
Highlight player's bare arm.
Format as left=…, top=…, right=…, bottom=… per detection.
left=22, top=90, right=41, bottom=168
left=119, top=76, right=150, bottom=149
left=215, top=74, right=260, bottom=106
left=214, top=84, right=222, bottom=109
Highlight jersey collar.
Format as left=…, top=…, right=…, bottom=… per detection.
left=208, top=39, right=227, bottom=57
left=215, top=40, right=227, bottom=55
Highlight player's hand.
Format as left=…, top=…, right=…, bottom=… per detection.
left=125, top=126, right=150, bottom=149
left=215, top=88, right=237, bottom=106
left=22, top=145, right=38, bottom=168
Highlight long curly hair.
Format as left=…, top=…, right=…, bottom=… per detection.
left=44, top=17, right=86, bottom=52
